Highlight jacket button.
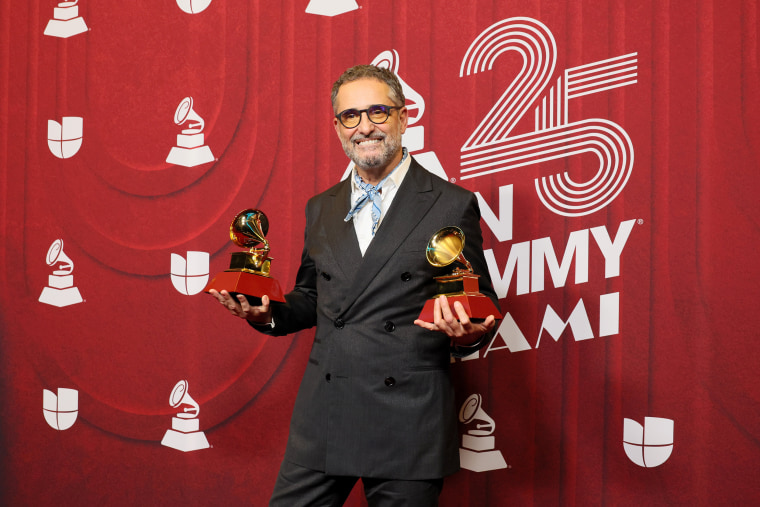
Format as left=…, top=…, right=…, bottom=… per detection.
left=384, top=377, right=396, bottom=387
left=334, top=318, right=345, bottom=329
left=325, top=373, right=331, bottom=382
left=384, top=321, right=395, bottom=332
left=400, top=272, right=412, bottom=281
left=321, top=272, right=331, bottom=281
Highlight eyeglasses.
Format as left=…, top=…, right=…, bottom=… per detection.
left=335, top=104, right=403, bottom=129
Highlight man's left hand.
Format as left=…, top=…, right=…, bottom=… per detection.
left=413, top=295, right=496, bottom=347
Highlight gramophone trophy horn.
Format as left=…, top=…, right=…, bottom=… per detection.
left=204, top=209, right=285, bottom=305
left=46, top=238, right=74, bottom=275
left=459, top=393, right=495, bottom=436
left=418, top=226, right=502, bottom=322
left=174, top=97, right=205, bottom=134
left=426, top=226, right=472, bottom=272
left=169, top=380, right=200, bottom=419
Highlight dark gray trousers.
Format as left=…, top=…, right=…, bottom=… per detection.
left=269, top=459, right=444, bottom=507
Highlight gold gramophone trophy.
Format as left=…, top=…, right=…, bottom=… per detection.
left=204, top=209, right=285, bottom=305
left=418, top=226, right=502, bottom=322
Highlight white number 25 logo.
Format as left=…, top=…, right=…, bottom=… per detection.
left=460, top=17, right=637, bottom=217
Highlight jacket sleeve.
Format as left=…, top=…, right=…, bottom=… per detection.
left=448, top=191, right=501, bottom=355
left=249, top=211, right=319, bottom=337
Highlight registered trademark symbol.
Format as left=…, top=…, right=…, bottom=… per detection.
left=450, top=177, right=457, bottom=183
left=637, top=219, right=644, bottom=225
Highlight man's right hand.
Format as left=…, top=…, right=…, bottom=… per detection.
left=209, top=289, right=273, bottom=325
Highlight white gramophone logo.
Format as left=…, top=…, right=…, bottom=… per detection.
left=176, top=0, right=213, bottom=14
left=342, top=49, right=448, bottom=181
left=161, top=380, right=210, bottom=452
left=39, top=239, right=84, bottom=307
left=166, top=97, right=215, bottom=167
left=43, top=388, right=78, bottom=430
left=171, top=251, right=210, bottom=295
left=44, top=0, right=88, bottom=38
left=458, top=393, right=508, bottom=472
left=305, top=0, right=358, bottom=17
left=48, top=117, right=83, bottom=159
left=623, top=417, right=674, bottom=468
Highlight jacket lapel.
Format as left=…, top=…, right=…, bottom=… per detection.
left=338, top=160, right=440, bottom=314
left=321, top=178, right=363, bottom=282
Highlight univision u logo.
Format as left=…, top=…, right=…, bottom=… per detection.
left=171, top=251, right=209, bottom=295
left=623, top=417, right=674, bottom=467
left=48, top=117, right=83, bottom=159
left=43, top=388, right=78, bottom=431
left=176, top=0, right=213, bottom=14
left=305, top=0, right=359, bottom=16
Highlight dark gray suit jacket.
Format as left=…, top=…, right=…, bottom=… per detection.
left=254, top=158, right=499, bottom=480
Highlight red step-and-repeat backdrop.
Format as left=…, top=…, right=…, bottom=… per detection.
left=2, top=1, right=758, bottom=505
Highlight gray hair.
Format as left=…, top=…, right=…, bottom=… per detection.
left=331, top=65, right=406, bottom=113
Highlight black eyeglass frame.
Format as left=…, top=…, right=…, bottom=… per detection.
left=334, top=104, right=404, bottom=129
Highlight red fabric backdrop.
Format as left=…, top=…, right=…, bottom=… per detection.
left=1, top=0, right=758, bottom=505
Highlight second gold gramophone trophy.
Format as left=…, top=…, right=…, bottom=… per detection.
left=418, top=226, right=502, bottom=322
left=204, top=209, right=285, bottom=305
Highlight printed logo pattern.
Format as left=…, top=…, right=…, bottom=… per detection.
left=161, top=380, right=210, bottom=452
left=176, top=0, right=213, bottom=15
left=47, top=117, right=83, bottom=159
left=43, top=388, right=79, bottom=430
left=623, top=417, right=674, bottom=468
left=166, top=97, right=215, bottom=167
left=459, top=394, right=508, bottom=472
left=39, top=239, right=84, bottom=307
left=19, top=3, right=685, bottom=497
left=459, top=17, right=637, bottom=216
left=44, top=1, right=88, bottom=39
left=305, top=0, right=359, bottom=17
left=171, top=251, right=210, bottom=295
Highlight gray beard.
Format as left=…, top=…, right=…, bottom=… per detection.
left=342, top=132, right=402, bottom=171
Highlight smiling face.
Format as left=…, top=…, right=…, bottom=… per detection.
left=333, top=78, right=408, bottom=183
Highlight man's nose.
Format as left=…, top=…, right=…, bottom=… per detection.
left=355, top=111, right=376, bottom=134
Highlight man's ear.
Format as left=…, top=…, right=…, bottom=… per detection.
left=398, top=106, right=409, bottom=134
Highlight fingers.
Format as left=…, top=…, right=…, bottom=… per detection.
left=481, top=314, right=496, bottom=333
left=245, top=294, right=273, bottom=324
left=413, top=318, right=437, bottom=331
left=414, top=296, right=447, bottom=331
left=211, top=290, right=262, bottom=319
left=221, top=291, right=244, bottom=317
left=236, top=294, right=250, bottom=312
left=451, top=300, right=472, bottom=326
left=413, top=296, right=461, bottom=334
left=218, top=292, right=272, bottom=324
left=441, top=297, right=473, bottom=331
left=414, top=295, right=498, bottom=346
left=216, top=290, right=238, bottom=311
left=236, top=294, right=271, bottom=313
left=437, top=296, right=467, bottom=335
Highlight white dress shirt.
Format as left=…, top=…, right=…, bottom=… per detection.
left=348, top=151, right=412, bottom=255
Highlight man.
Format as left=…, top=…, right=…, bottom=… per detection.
left=211, top=65, right=500, bottom=506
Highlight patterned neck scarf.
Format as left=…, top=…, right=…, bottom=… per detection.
left=344, top=149, right=407, bottom=236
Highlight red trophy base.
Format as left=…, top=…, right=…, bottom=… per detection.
left=418, top=272, right=502, bottom=322
left=204, top=270, right=285, bottom=305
